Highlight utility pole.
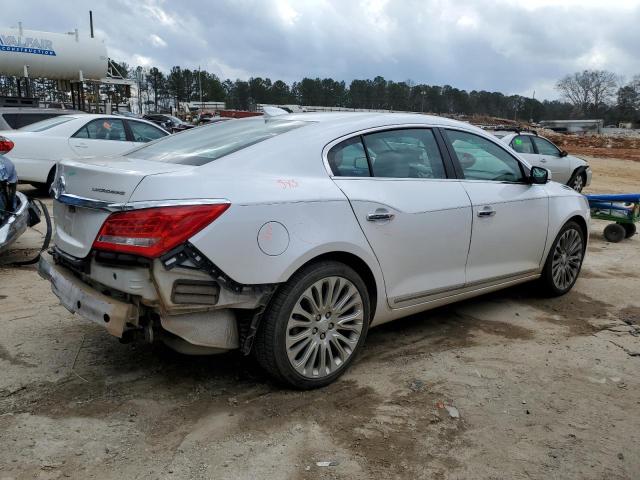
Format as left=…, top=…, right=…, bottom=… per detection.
left=199, top=65, right=203, bottom=108
left=529, top=90, right=535, bottom=123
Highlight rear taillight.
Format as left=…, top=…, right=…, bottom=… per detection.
left=92, top=203, right=230, bottom=258
left=0, top=136, right=14, bottom=154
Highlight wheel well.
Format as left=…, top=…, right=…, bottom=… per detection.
left=568, top=215, right=588, bottom=244
left=571, top=166, right=587, bottom=181
left=45, top=166, right=57, bottom=188
left=294, top=252, right=378, bottom=318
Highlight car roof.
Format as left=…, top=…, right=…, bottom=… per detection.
left=0, top=107, right=86, bottom=114
left=269, top=111, right=488, bottom=137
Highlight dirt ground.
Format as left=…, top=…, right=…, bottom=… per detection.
left=1, top=158, right=639, bottom=480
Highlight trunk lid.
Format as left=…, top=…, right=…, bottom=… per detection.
left=53, top=157, right=191, bottom=258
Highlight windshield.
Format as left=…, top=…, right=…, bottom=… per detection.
left=19, top=116, right=78, bottom=132
left=168, top=116, right=185, bottom=124
left=126, top=118, right=310, bottom=165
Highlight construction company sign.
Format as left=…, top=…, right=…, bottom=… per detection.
left=0, top=34, right=56, bottom=56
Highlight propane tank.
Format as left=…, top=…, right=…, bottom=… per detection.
left=0, top=25, right=108, bottom=80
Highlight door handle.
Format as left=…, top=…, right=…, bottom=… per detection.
left=367, top=211, right=394, bottom=222
left=540, top=158, right=547, bottom=163
left=477, top=207, right=496, bottom=217
left=74, top=143, right=89, bottom=148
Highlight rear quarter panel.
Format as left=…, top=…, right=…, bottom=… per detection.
left=129, top=154, right=390, bottom=323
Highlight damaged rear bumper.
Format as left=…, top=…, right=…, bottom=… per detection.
left=0, top=192, right=30, bottom=254
left=38, top=253, right=138, bottom=337
left=38, top=250, right=274, bottom=354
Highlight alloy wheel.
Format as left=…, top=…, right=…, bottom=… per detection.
left=551, top=228, right=583, bottom=290
left=572, top=175, right=584, bottom=192
left=285, top=276, right=364, bottom=378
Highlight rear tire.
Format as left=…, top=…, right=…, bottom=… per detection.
left=31, top=168, right=56, bottom=197
left=540, top=221, right=585, bottom=296
left=620, top=222, right=636, bottom=239
left=254, top=261, right=370, bottom=389
left=604, top=223, right=626, bottom=243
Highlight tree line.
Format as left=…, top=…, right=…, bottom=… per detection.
left=1, top=63, right=638, bottom=125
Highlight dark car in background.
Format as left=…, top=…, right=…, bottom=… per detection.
left=198, top=116, right=231, bottom=125
left=143, top=114, right=195, bottom=133
left=0, top=108, right=85, bottom=131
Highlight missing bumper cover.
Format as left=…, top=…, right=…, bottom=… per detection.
left=171, top=279, right=220, bottom=305
left=160, top=242, right=247, bottom=294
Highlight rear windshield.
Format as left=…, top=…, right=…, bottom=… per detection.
left=126, top=118, right=309, bottom=165
left=19, top=116, right=77, bottom=132
left=2, top=112, right=65, bottom=129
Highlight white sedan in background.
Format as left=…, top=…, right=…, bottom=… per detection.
left=39, top=113, right=590, bottom=389
left=0, top=114, right=169, bottom=191
left=495, top=130, right=592, bottom=192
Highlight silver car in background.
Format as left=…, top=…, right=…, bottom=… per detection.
left=495, top=130, right=592, bottom=192
left=38, top=113, right=590, bottom=388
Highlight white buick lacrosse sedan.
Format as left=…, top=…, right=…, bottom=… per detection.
left=39, top=112, right=590, bottom=388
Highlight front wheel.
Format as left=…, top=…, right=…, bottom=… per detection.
left=540, top=221, right=585, bottom=296
left=568, top=172, right=585, bottom=192
left=254, top=261, right=370, bottom=389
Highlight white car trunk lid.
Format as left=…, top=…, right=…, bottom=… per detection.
left=53, top=157, right=190, bottom=258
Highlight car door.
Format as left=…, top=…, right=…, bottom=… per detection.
left=444, top=129, right=549, bottom=284
left=68, top=118, right=132, bottom=157
left=126, top=120, right=168, bottom=145
left=530, top=136, right=570, bottom=183
left=510, top=134, right=538, bottom=163
left=330, top=128, right=473, bottom=308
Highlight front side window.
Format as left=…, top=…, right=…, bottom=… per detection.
left=128, top=121, right=167, bottom=142
left=511, top=135, right=535, bottom=154
left=447, top=130, right=525, bottom=182
left=363, top=129, right=446, bottom=179
left=532, top=137, right=561, bottom=156
left=327, top=137, right=370, bottom=177
left=73, top=119, right=127, bottom=141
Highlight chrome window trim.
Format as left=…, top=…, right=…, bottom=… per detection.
left=321, top=122, right=460, bottom=178
left=55, top=193, right=230, bottom=212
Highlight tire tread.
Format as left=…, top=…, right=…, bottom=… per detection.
left=253, top=260, right=370, bottom=389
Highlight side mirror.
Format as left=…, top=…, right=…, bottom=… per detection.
left=559, top=150, right=568, bottom=157
left=530, top=166, right=549, bottom=184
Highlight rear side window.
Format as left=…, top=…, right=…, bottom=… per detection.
left=511, top=135, right=535, bottom=154
left=327, top=137, right=370, bottom=177
left=127, top=118, right=309, bottom=166
left=128, top=121, right=167, bottom=142
left=446, top=130, right=525, bottom=182
left=363, top=129, right=446, bottom=179
left=532, top=137, right=561, bottom=156
left=3, top=112, right=63, bottom=129
left=73, top=119, right=127, bottom=141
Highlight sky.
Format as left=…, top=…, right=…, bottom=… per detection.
left=3, top=0, right=640, bottom=100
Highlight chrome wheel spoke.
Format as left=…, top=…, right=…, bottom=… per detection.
left=319, top=343, right=330, bottom=375
left=333, top=331, right=357, bottom=352
left=286, top=275, right=364, bottom=379
left=332, top=284, right=356, bottom=311
left=329, top=337, right=347, bottom=365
